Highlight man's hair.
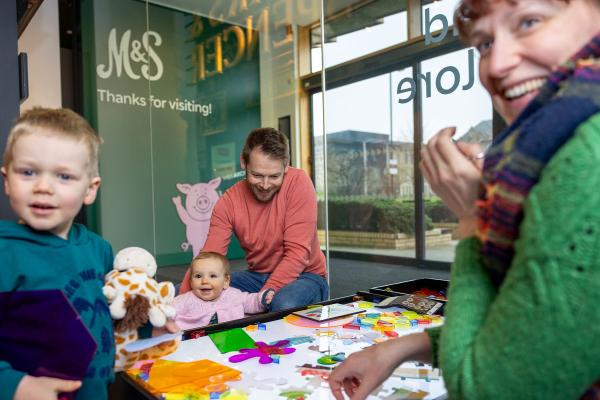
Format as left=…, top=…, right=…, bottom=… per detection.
left=241, top=127, right=290, bottom=166
left=455, top=0, right=573, bottom=41
left=191, top=252, right=231, bottom=277
left=3, top=107, right=101, bottom=176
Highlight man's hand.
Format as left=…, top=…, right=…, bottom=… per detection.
left=14, top=375, right=81, bottom=400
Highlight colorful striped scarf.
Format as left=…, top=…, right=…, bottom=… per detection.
left=476, top=33, right=600, bottom=287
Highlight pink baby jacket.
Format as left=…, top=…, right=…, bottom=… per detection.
left=172, top=287, right=265, bottom=330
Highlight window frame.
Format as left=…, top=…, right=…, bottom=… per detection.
left=301, top=18, right=473, bottom=270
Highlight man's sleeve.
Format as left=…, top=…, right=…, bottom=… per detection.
left=202, top=196, right=234, bottom=255
left=263, top=172, right=318, bottom=291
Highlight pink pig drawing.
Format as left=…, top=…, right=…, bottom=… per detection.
left=172, top=177, right=222, bottom=257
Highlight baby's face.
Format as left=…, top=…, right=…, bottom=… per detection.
left=190, top=258, right=230, bottom=301
left=2, top=131, right=100, bottom=239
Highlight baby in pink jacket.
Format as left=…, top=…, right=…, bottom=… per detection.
left=173, top=252, right=274, bottom=330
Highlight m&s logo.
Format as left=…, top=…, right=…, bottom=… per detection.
left=96, top=28, right=163, bottom=81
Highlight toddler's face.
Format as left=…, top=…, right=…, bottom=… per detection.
left=190, top=258, right=230, bottom=301
left=2, top=131, right=100, bottom=239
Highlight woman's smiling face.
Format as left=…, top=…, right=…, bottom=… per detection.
left=471, top=0, right=600, bottom=124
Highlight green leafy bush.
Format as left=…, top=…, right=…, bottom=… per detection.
left=318, top=198, right=432, bottom=234
left=424, top=199, right=458, bottom=223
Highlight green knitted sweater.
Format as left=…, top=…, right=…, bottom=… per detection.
left=427, top=113, right=600, bottom=399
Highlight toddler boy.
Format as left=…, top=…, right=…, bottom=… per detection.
left=0, top=108, right=114, bottom=400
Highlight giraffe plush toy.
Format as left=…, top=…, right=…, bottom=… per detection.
left=103, top=247, right=179, bottom=371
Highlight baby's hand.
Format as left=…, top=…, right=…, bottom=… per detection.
left=152, top=318, right=181, bottom=337
left=14, top=375, right=81, bottom=400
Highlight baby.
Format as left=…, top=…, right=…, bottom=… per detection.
left=172, top=252, right=274, bottom=329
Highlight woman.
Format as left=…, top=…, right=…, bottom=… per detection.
left=329, top=1, right=600, bottom=399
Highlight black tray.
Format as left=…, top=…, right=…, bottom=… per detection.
left=370, top=278, right=449, bottom=302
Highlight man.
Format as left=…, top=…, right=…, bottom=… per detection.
left=180, top=127, right=328, bottom=311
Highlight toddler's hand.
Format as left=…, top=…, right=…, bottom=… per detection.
left=14, top=375, right=81, bottom=400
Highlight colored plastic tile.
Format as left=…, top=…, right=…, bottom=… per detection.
left=228, top=340, right=295, bottom=364
left=392, top=367, right=441, bottom=381
left=209, top=328, right=256, bottom=354
left=317, top=352, right=346, bottom=365
left=141, top=359, right=241, bottom=395
left=271, top=336, right=314, bottom=346
left=342, top=322, right=361, bottom=330
left=357, top=301, right=374, bottom=309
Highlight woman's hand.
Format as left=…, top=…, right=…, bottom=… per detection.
left=420, top=127, right=484, bottom=238
left=14, top=375, right=81, bottom=400
left=329, top=333, right=432, bottom=400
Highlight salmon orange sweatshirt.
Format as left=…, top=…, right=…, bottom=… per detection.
left=180, top=167, right=326, bottom=293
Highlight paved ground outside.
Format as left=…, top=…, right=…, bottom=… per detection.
left=326, top=241, right=458, bottom=263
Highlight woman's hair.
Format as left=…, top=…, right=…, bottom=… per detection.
left=455, top=0, right=572, bottom=41
left=190, top=252, right=231, bottom=277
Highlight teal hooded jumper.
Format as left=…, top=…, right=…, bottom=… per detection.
left=0, top=221, right=115, bottom=400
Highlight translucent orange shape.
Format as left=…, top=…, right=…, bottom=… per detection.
left=140, top=359, right=241, bottom=394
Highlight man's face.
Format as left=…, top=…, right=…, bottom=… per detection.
left=241, top=147, right=288, bottom=203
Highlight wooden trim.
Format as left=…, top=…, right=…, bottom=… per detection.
left=297, top=25, right=313, bottom=176
left=407, top=0, right=422, bottom=39
left=300, top=34, right=463, bottom=92
left=298, top=83, right=312, bottom=176
left=17, top=0, right=44, bottom=38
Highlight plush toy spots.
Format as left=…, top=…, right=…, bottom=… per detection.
left=103, top=247, right=179, bottom=371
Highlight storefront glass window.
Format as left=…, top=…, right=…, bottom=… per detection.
left=80, top=0, right=492, bottom=298
left=420, top=48, right=492, bottom=261
left=311, top=9, right=408, bottom=72
left=81, top=0, right=315, bottom=266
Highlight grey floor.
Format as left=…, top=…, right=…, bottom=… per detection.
left=156, top=257, right=450, bottom=299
